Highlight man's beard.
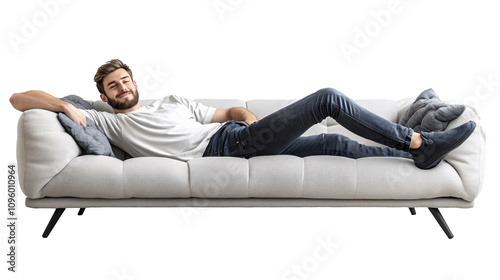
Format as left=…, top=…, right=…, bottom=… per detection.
left=107, top=89, right=140, bottom=110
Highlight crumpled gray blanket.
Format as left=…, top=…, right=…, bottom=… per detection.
left=399, top=88, right=465, bottom=132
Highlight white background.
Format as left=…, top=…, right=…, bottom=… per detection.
left=1, top=0, right=499, bottom=279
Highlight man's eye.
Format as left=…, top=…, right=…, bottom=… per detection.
left=110, top=85, right=116, bottom=89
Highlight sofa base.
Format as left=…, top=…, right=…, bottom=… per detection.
left=28, top=197, right=470, bottom=239
left=26, top=197, right=473, bottom=208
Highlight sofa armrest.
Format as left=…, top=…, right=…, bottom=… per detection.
left=17, top=109, right=81, bottom=199
left=445, top=106, right=486, bottom=201
left=397, top=98, right=486, bottom=201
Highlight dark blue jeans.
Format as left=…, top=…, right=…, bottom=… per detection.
left=203, top=88, right=412, bottom=159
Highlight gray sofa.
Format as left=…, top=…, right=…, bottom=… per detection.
left=16, top=97, right=486, bottom=238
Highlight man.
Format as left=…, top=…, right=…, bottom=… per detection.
left=10, top=59, right=476, bottom=169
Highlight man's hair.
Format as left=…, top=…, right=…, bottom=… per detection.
left=94, top=59, right=134, bottom=95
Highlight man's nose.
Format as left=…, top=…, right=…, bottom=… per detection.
left=118, top=83, right=128, bottom=92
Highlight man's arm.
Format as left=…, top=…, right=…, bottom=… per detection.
left=211, top=107, right=258, bottom=125
left=10, top=90, right=87, bottom=126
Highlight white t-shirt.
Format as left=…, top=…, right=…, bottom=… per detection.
left=81, top=95, right=223, bottom=161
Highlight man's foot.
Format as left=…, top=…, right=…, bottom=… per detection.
left=410, top=121, right=476, bottom=169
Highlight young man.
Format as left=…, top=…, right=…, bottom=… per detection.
left=10, top=59, right=476, bottom=169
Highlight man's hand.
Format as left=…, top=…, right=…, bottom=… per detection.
left=63, top=103, right=87, bottom=126
left=243, top=116, right=258, bottom=125
left=211, top=107, right=258, bottom=125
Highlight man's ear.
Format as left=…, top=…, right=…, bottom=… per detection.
left=133, top=80, right=138, bottom=89
left=100, top=94, right=108, bottom=103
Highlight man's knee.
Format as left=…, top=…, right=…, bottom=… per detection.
left=312, top=88, right=350, bottom=107
left=315, top=87, right=345, bottom=99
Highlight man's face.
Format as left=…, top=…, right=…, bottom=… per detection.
left=101, top=68, right=139, bottom=111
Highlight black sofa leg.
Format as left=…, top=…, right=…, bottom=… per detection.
left=42, top=208, right=66, bottom=238
left=40, top=208, right=455, bottom=239
left=78, top=208, right=86, bottom=216
left=428, top=208, right=454, bottom=239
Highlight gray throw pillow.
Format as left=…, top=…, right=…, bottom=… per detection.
left=58, top=95, right=116, bottom=157
left=61, top=95, right=95, bottom=110
left=399, top=88, right=465, bottom=132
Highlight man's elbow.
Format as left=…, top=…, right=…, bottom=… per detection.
left=10, top=90, right=36, bottom=111
left=9, top=92, right=24, bottom=111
